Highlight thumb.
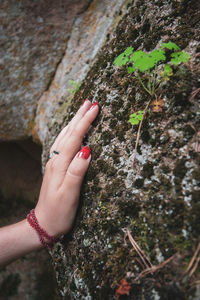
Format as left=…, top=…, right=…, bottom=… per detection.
left=62, top=146, right=91, bottom=190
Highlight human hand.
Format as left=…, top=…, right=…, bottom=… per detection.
left=35, top=100, right=99, bottom=237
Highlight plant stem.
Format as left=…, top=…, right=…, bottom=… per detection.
left=151, top=66, right=158, bottom=96
left=132, top=99, right=151, bottom=168
left=147, top=70, right=152, bottom=95
left=137, top=73, right=152, bottom=96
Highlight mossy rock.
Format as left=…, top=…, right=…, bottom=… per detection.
left=42, top=0, right=200, bottom=298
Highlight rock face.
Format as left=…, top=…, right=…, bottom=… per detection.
left=0, top=0, right=126, bottom=144
left=33, top=0, right=126, bottom=144
left=40, top=0, right=200, bottom=299
left=0, top=0, right=92, bottom=141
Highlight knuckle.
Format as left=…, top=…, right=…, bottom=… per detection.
left=51, top=159, right=58, bottom=171
left=45, top=158, right=56, bottom=173
left=67, top=170, right=82, bottom=180
left=70, top=130, right=83, bottom=143
left=45, top=160, right=52, bottom=171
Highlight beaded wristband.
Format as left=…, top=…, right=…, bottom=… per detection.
left=27, top=209, right=59, bottom=249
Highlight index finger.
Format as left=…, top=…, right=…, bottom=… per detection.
left=49, top=102, right=99, bottom=178
left=61, top=102, right=99, bottom=158
left=50, top=99, right=92, bottom=153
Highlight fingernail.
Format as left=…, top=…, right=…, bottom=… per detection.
left=89, top=102, right=98, bottom=111
left=81, top=99, right=88, bottom=106
left=77, top=146, right=90, bottom=159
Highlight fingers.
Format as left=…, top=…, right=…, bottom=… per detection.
left=50, top=99, right=92, bottom=153
left=50, top=125, right=69, bottom=153
left=62, top=146, right=91, bottom=195
left=67, top=99, right=92, bottom=134
left=45, top=101, right=98, bottom=189
left=71, top=102, right=99, bottom=140
left=62, top=102, right=99, bottom=153
left=54, top=102, right=99, bottom=172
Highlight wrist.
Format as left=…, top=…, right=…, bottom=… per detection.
left=27, top=209, right=59, bottom=249
left=23, top=219, right=44, bottom=250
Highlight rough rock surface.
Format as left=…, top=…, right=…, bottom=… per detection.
left=33, top=0, right=126, bottom=144
left=0, top=0, right=92, bottom=141
left=40, top=0, right=200, bottom=299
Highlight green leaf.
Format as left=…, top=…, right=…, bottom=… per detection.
left=124, top=46, right=134, bottom=56
left=68, top=80, right=80, bottom=95
left=160, top=64, right=173, bottom=80
left=135, top=53, right=155, bottom=72
left=130, top=50, right=144, bottom=62
left=128, top=66, right=136, bottom=73
left=113, top=47, right=134, bottom=67
left=164, top=64, right=173, bottom=76
left=129, top=110, right=144, bottom=125
left=113, top=53, right=128, bottom=67
left=161, top=42, right=180, bottom=50
left=150, top=49, right=166, bottom=63
left=69, top=79, right=75, bottom=85
left=130, top=51, right=155, bottom=72
left=170, top=51, right=191, bottom=65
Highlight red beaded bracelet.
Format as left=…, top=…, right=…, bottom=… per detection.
left=27, top=209, right=59, bottom=249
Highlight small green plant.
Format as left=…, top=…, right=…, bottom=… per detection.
left=129, top=110, right=144, bottom=125
left=67, top=80, right=81, bottom=95
left=114, top=42, right=190, bottom=166
left=114, top=41, right=190, bottom=126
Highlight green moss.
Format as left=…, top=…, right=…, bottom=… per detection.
left=192, top=168, right=200, bottom=181
left=101, top=131, right=115, bottom=145
left=192, top=190, right=200, bottom=203
left=85, top=164, right=99, bottom=181
left=142, top=162, right=154, bottom=178
left=134, top=177, right=144, bottom=188
left=173, top=159, right=187, bottom=179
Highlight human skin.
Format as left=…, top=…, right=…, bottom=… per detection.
left=0, top=100, right=99, bottom=267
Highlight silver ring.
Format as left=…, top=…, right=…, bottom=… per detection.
left=49, top=150, right=60, bottom=159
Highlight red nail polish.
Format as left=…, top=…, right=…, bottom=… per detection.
left=81, top=99, right=88, bottom=106
left=77, top=146, right=90, bottom=159
left=89, top=102, right=98, bottom=110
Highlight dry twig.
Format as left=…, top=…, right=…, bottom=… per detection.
left=189, top=87, right=200, bottom=102
left=181, top=243, right=200, bottom=279
left=124, top=229, right=176, bottom=281
left=137, top=254, right=176, bottom=280
left=126, top=230, right=153, bottom=269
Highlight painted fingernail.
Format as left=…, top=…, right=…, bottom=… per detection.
left=81, top=99, right=88, bottom=106
left=77, top=146, right=90, bottom=159
left=89, top=102, right=98, bottom=111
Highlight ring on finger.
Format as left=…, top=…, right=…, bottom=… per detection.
left=49, top=150, right=60, bottom=159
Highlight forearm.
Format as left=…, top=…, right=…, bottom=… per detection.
left=0, top=219, right=43, bottom=267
